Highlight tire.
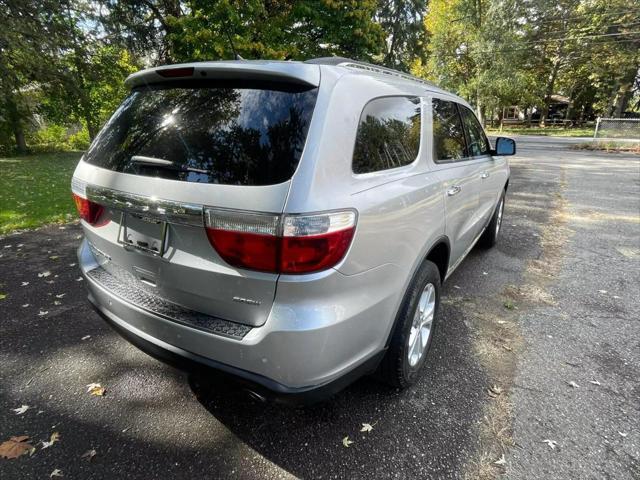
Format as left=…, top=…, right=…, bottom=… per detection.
left=478, top=190, right=506, bottom=249
left=377, top=260, right=441, bottom=388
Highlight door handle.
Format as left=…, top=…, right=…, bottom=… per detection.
left=447, top=185, right=462, bottom=196
left=481, top=171, right=490, bottom=179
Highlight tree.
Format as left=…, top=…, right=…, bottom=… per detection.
left=375, top=0, right=427, bottom=71
left=166, top=0, right=386, bottom=63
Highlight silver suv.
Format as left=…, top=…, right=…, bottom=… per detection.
left=72, top=58, right=514, bottom=404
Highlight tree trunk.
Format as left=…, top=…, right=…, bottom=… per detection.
left=612, top=67, right=637, bottom=117
left=540, top=59, right=561, bottom=127
left=14, top=125, right=27, bottom=154
left=86, top=117, right=99, bottom=141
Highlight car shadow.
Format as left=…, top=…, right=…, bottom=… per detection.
left=188, top=301, right=488, bottom=479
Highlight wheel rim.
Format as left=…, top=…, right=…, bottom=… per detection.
left=495, top=197, right=504, bottom=237
left=407, top=283, right=436, bottom=367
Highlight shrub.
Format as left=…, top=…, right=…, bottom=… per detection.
left=68, top=128, right=90, bottom=150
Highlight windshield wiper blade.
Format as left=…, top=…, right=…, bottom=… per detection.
left=130, top=155, right=209, bottom=175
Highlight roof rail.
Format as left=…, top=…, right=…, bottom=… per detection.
left=305, top=57, right=437, bottom=88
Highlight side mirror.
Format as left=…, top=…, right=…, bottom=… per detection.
left=493, top=137, right=516, bottom=156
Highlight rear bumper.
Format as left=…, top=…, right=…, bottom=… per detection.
left=79, top=239, right=403, bottom=402
left=90, top=298, right=384, bottom=405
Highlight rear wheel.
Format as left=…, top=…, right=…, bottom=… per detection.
left=377, top=260, right=441, bottom=388
left=478, top=190, right=505, bottom=249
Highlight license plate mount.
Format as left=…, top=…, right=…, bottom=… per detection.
left=117, top=212, right=168, bottom=257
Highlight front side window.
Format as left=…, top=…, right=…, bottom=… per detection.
left=352, top=96, right=421, bottom=174
left=83, top=80, right=318, bottom=186
left=460, top=106, right=490, bottom=157
left=432, top=99, right=466, bottom=163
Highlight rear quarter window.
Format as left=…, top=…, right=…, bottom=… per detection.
left=432, top=98, right=467, bottom=163
left=352, top=96, right=421, bottom=174
left=83, top=80, right=318, bottom=186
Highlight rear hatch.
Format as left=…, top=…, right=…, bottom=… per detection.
left=72, top=63, right=320, bottom=327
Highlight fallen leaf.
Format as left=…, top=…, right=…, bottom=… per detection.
left=81, top=335, right=91, bottom=341
left=567, top=381, right=580, bottom=388
left=502, top=344, right=513, bottom=352
left=589, top=380, right=601, bottom=386
left=86, top=383, right=105, bottom=396
left=55, top=293, right=66, bottom=299
left=494, top=454, right=506, bottom=465
left=453, top=285, right=461, bottom=289
left=38, top=311, right=49, bottom=317
left=360, top=423, right=374, bottom=433
left=0, top=436, right=35, bottom=459
left=38, top=271, right=51, bottom=278
left=0, top=294, right=6, bottom=300
left=488, top=385, right=503, bottom=398
left=41, top=432, right=60, bottom=449
left=618, top=431, right=628, bottom=438
left=49, top=256, right=59, bottom=260
left=342, top=436, right=354, bottom=448
left=21, top=282, right=29, bottom=286
left=482, top=271, right=488, bottom=275
left=68, top=263, right=77, bottom=267
left=54, top=301, right=61, bottom=306
left=81, top=449, right=97, bottom=461
left=12, top=405, right=30, bottom=415
left=542, top=439, right=557, bottom=450
left=598, top=289, right=607, bottom=294
left=75, top=277, right=83, bottom=282
left=50, top=468, right=63, bottom=478
left=22, top=304, right=30, bottom=308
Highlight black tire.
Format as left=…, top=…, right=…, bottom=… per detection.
left=377, top=260, right=441, bottom=388
left=478, top=190, right=506, bottom=249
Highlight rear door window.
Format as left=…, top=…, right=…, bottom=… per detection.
left=459, top=106, right=490, bottom=157
left=432, top=98, right=467, bottom=163
left=83, top=80, right=318, bottom=186
left=352, top=96, right=421, bottom=174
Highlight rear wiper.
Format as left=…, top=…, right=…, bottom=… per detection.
left=130, top=155, right=209, bottom=175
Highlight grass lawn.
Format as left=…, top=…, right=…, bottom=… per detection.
left=485, top=126, right=594, bottom=137
left=0, top=151, right=83, bottom=235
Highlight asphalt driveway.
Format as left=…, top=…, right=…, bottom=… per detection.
left=1, top=137, right=638, bottom=479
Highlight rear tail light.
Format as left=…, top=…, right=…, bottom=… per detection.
left=71, top=178, right=106, bottom=226
left=72, top=193, right=106, bottom=226
left=205, top=208, right=357, bottom=274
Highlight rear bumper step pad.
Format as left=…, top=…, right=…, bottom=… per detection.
left=86, top=267, right=251, bottom=340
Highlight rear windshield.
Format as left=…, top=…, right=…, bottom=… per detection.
left=83, top=80, right=318, bottom=186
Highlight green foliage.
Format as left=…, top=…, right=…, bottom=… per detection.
left=29, top=124, right=69, bottom=152
left=166, top=0, right=386, bottom=62
left=415, top=0, right=640, bottom=123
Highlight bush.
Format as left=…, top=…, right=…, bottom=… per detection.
left=30, top=124, right=68, bottom=151
left=24, top=123, right=90, bottom=153
left=68, top=128, right=90, bottom=150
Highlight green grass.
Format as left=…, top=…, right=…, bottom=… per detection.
left=485, top=126, right=594, bottom=137
left=0, top=151, right=83, bottom=235
left=571, top=141, right=640, bottom=154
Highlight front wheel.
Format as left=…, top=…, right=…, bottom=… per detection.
left=377, top=260, right=441, bottom=388
left=478, top=190, right=505, bottom=249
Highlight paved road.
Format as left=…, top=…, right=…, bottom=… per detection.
left=1, top=137, right=638, bottom=479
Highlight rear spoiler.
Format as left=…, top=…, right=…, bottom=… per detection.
left=125, top=61, right=321, bottom=89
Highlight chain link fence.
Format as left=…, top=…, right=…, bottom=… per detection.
left=593, top=118, right=640, bottom=140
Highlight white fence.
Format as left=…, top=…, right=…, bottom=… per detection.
left=593, top=118, right=640, bottom=140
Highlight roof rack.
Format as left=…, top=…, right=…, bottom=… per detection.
left=305, top=57, right=438, bottom=88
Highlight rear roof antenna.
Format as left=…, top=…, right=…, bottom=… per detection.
left=224, top=27, right=244, bottom=61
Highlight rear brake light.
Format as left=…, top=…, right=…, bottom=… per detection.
left=72, top=193, right=106, bottom=226
left=205, top=209, right=356, bottom=274
left=156, top=67, right=195, bottom=78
